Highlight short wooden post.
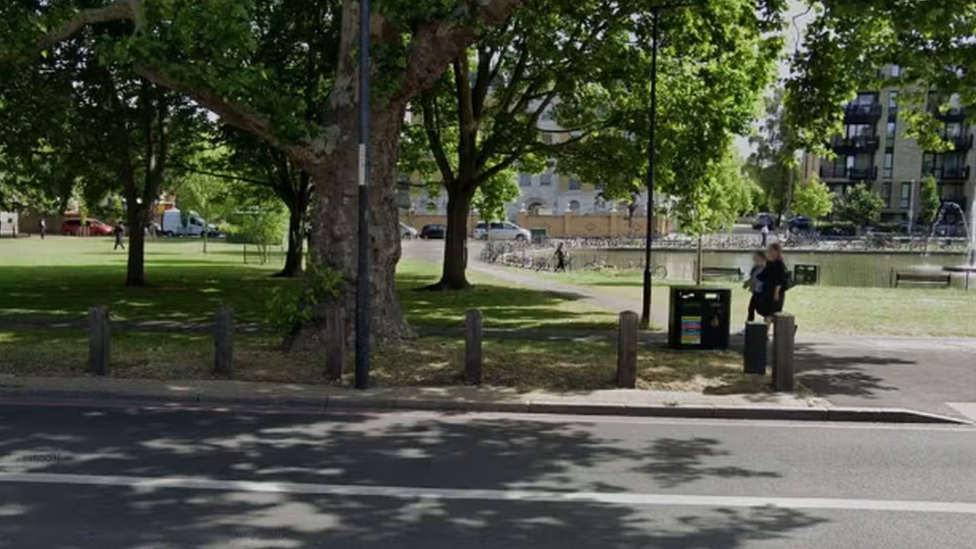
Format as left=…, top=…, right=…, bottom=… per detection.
left=214, top=307, right=234, bottom=376
left=465, top=310, right=483, bottom=385
left=616, top=311, right=639, bottom=388
left=88, top=306, right=110, bottom=376
left=772, top=313, right=796, bottom=392
left=325, top=305, right=345, bottom=381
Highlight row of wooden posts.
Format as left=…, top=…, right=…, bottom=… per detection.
left=463, top=309, right=796, bottom=391
left=88, top=306, right=795, bottom=391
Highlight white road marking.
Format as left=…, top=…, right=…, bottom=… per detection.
left=947, top=403, right=976, bottom=422
left=2, top=472, right=976, bottom=515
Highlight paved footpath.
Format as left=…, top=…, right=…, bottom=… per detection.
left=1, top=403, right=975, bottom=548
left=457, top=245, right=976, bottom=420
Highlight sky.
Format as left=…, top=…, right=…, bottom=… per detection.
left=734, top=0, right=815, bottom=157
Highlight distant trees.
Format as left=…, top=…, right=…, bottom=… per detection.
left=835, top=184, right=884, bottom=230
left=792, top=175, right=834, bottom=220
left=917, top=175, right=941, bottom=230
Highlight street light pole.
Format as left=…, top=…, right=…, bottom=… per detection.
left=355, top=0, right=371, bottom=390
left=640, top=10, right=661, bottom=330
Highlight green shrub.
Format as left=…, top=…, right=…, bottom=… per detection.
left=266, top=262, right=344, bottom=337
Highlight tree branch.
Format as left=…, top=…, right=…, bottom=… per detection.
left=37, top=0, right=144, bottom=50
left=393, top=0, right=526, bottom=105
left=132, top=65, right=318, bottom=168
left=421, top=91, right=456, bottom=183
left=37, top=2, right=317, bottom=169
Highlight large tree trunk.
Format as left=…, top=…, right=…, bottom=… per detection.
left=277, top=191, right=308, bottom=278
left=125, top=203, right=148, bottom=287
left=291, top=109, right=413, bottom=350
left=431, top=185, right=474, bottom=290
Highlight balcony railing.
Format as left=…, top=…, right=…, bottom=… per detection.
left=820, top=166, right=879, bottom=180
left=943, top=134, right=975, bottom=151
left=928, top=105, right=966, bottom=121
left=924, top=165, right=971, bottom=180
left=844, top=103, right=882, bottom=121
left=831, top=135, right=880, bottom=151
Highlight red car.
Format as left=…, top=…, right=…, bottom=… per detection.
left=61, top=218, right=114, bottom=236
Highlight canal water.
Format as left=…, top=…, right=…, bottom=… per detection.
left=566, top=248, right=971, bottom=289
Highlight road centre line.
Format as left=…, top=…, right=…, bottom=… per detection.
left=2, top=472, right=976, bottom=515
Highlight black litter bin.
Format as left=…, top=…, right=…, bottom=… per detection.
left=793, top=264, right=819, bottom=286
left=668, top=286, right=732, bottom=350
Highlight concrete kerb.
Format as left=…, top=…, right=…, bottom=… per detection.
left=0, top=386, right=968, bottom=424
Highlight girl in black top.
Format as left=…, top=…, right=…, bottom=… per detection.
left=756, top=242, right=788, bottom=321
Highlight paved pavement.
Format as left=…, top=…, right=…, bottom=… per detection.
left=0, top=403, right=974, bottom=548
left=406, top=240, right=976, bottom=420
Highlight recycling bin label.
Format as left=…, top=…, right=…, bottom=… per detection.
left=680, top=316, right=702, bottom=345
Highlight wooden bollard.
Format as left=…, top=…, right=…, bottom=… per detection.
left=214, top=307, right=234, bottom=376
left=616, top=311, right=639, bottom=388
left=465, top=310, right=483, bottom=385
left=325, top=305, right=345, bottom=381
left=772, top=313, right=796, bottom=392
left=88, top=306, right=110, bottom=376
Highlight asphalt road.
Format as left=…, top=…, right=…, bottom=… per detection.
left=1, top=402, right=975, bottom=548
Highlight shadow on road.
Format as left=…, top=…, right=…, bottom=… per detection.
left=794, top=344, right=908, bottom=399
left=0, top=406, right=825, bottom=548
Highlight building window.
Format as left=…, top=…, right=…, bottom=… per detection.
left=846, top=124, right=873, bottom=138
left=891, top=65, right=901, bottom=77
left=884, top=152, right=894, bottom=179
left=886, top=121, right=896, bottom=148
left=882, top=182, right=892, bottom=207
left=540, top=172, right=553, bottom=186
left=899, top=182, right=912, bottom=209
left=888, top=91, right=898, bottom=108
left=569, top=200, right=580, bottom=213
left=518, top=173, right=531, bottom=187
left=945, top=122, right=963, bottom=139
left=569, top=177, right=581, bottom=191
left=527, top=201, right=544, bottom=215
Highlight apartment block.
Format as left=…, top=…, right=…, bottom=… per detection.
left=809, top=83, right=974, bottom=227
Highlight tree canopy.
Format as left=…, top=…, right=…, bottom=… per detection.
left=786, top=0, right=976, bottom=152
left=558, top=0, right=786, bottom=228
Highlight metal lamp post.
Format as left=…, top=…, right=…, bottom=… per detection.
left=355, top=0, right=371, bottom=390
left=640, top=3, right=696, bottom=330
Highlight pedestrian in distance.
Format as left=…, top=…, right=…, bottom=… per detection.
left=38, top=219, right=46, bottom=240
left=114, top=222, right=126, bottom=250
left=554, top=243, right=567, bottom=273
left=760, top=223, right=769, bottom=248
left=737, top=250, right=766, bottom=335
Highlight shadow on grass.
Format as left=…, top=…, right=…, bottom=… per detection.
left=398, top=273, right=617, bottom=330
left=0, top=406, right=825, bottom=548
left=0, top=264, right=291, bottom=323
left=0, top=331, right=770, bottom=397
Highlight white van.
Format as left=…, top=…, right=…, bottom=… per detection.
left=160, top=209, right=217, bottom=237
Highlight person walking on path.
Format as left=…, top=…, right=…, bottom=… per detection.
left=760, top=223, right=769, bottom=247
left=114, top=223, right=126, bottom=251
left=38, top=219, right=46, bottom=240
left=554, top=243, right=567, bottom=273
left=738, top=250, right=767, bottom=334
left=756, top=243, right=788, bottom=323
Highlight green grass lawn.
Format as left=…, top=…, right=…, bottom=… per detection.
left=0, top=237, right=768, bottom=394
left=533, top=268, right=976, bottom=338
left=0, top=237, right=616, bottom=329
